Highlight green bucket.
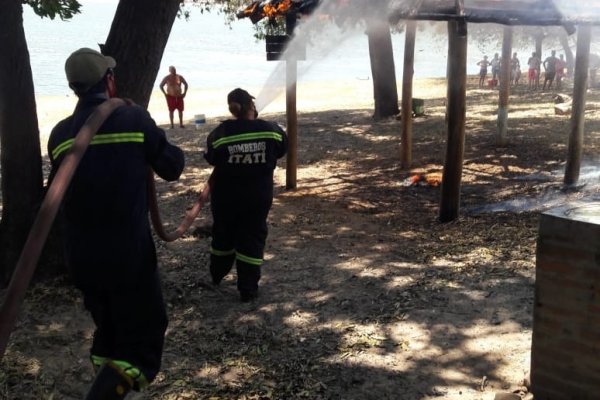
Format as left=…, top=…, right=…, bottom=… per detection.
left=412, top=98, right=425, bottom=116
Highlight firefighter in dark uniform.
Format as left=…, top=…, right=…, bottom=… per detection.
left=47, top=48, right=185, bottom=399
left=204, top=88, right=287, bottom=302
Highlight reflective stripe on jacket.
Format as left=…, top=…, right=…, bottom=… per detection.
left=47, top=95, right=184, bottom=286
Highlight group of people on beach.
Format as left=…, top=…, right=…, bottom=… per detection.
left=477, top=50, right=566, bottom=90
left=47, top=47, right=288, bottom=399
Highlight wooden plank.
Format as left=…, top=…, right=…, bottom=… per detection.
left=286, top=59, right=298, bottom=189
left=267, top=53, right=282, bottom=61
left=401, top=20, right=417, bottom=169
left=497, top=25, right=512, bottom=146
left=390, top=0, right=600, bottom=25
left=266, top=42, right=287, bottom=53
left=285, top=12, right=298, bottom=189
left=266, top=35, right=306, bottom=61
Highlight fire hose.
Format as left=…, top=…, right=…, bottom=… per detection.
left=148, top=169, right=210, bottom=242
left=0, top=98, right=209, bottom=359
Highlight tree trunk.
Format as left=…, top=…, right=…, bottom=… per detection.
left=0, top=0, right=44, bottom=286
left=366, top=18, right=399, bottom=120
left=102, top=0, right=181, bottom=108
left=534, top=30, right=543, bottom=59
left=534, top=29, right=544, bottom=88
left=558, top=31, right=575, bottom=78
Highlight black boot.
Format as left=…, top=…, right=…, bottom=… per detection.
left=240, top=290, right=258, bottom=302
left=209, top=253, right=235, bottom=285
left=84, top=362, right=133, bottom=400
left=237, top=260, right=261, bottom=302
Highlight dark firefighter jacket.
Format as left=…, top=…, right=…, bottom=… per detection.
left=48, top=95, right=185, bottom=287
left=204, top=118, right=287, bottom=198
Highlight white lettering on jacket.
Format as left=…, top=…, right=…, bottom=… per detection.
left=227, top=141, right=267, bottom=164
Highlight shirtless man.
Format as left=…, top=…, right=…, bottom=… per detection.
left=490, top=53, right=501, bottom=87
left=159, top=66, right=188, bottom=128
left=510, top=52, right=521, bottom=86
left=527, top=52, right=541, bottom=90
left=477, top=55, right=490, bottom=88
left=543, top=50, right=558, bottom=90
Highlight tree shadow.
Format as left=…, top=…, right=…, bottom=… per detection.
left=3, top=80, right=600, bottom=399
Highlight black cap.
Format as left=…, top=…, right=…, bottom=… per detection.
left=227, top=88, right=255, bottom=105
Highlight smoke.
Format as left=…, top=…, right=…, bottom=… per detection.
left=467, top=160, right=600, bottom=215
left=551, top=1, right=592, bottom=20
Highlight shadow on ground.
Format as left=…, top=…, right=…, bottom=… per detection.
left=3, top=79, right=600, bottom=399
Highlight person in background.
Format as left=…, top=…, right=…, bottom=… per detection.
left=204, top=88, right=288, bottom=302
left=490, top=53, right=501, bottom=87
left=48, top=48, right=185, bottom=399
left=528, top=52, right=541, bottom=90
left=510, top=52, right=521, bottom=86
left=555, top=54, right=567, bottom=90
left=477, top=55, right=490, bottom=88
left=543, top=50, right=558, bottom=90
left=159, top=65, right=188, bottom=129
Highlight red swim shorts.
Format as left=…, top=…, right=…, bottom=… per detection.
left=528, top=68, right=537, bottom=80
left=166, top=95, right=184, bottom=112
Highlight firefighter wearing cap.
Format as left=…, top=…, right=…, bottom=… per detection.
left=47, top=48, right=184, bottom=399
left=204, top=88, right=287, bottom=302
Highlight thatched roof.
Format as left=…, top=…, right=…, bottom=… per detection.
left=389, top=0, right=600, bottom=29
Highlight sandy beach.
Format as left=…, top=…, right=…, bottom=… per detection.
left=35, top=77, right=448, bottom=155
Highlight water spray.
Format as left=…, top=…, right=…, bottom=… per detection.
left=242, top=0, right=363, bottom=112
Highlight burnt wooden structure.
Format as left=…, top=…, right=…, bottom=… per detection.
left=235, top=3, right=600, bottom=396
left=240, top=1, right=315, bottom=190
left=239, top=0, right=600, bottom=219
left=264, top=14, right=302, bottom=189
left=388, top=2, right=600, bottom=396
left=390, top=0, right=600, bottom=222
left=274, top=12, right=307, bottom=190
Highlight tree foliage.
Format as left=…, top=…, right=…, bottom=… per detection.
left=23, top=0, right=81, bottom=20
left=184, top=0, right=288, bottom=39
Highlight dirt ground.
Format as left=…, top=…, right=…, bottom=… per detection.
left=2, top=77, right=600, bottom=399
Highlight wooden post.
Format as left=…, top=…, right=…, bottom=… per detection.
left=286, top=59, right=298, bottom=189
left=564, top=25, right=592, bottom=187
left=497, top=25, right=512, bottom=146
left=439, top=19, right=467, bottom=223
left=401, top=20, right=417, bottom=169
left=285, top=13, right=298, bottom=189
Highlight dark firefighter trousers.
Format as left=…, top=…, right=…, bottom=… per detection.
left=80, top=270, right=168, bottom=389
left=210, top=189, right=272, bottom=294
